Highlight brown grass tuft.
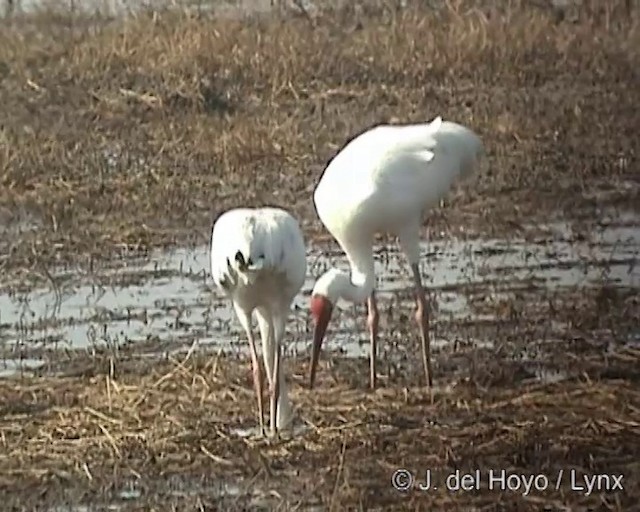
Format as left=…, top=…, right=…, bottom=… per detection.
left=0, top=0, right=638, bottom=276
left=0, top=346, right=638, bottom=509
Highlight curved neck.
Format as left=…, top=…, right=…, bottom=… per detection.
left=339, top=246, right=375, bottom=303
left=339, top=276, right=373, bottom=303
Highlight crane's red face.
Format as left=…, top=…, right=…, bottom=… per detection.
left=309, top=294, right=334, bottom=389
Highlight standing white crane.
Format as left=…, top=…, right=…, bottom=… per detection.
left=308, top=116, right=485, bottom=390
left=210, top=207, right=306, bottom=438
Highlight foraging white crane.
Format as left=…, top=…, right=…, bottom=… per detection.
left=309, top=116, right=485, bottom=390
left=210, top=207, right=306, bottom=437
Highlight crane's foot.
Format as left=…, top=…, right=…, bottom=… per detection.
left=255, top=426, right=281, bottom=445
left=244, top=425, right=266, bottom=443
left=256, top=412, right=266, bottom=439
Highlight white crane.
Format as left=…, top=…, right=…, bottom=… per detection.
left=308, top=116, right=485, bottom=390
left=210, top=207, right=306, bottom=438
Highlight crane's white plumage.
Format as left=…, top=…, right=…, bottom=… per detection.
left=211, top=207, right=306, bottom=437
left=309, top=116, right=486, bottom=390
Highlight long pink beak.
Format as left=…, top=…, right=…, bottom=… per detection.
left=309, top=309, right=331, bottom=389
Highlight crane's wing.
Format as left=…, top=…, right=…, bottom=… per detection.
left=320, top=117, right=442, bottom=191
left=210, top=208, right=306, bottom=292
left=370, top=116, right=442, bottom=184
left=365, top=116, right=481, bottom=197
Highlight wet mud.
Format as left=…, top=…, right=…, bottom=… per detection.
left=2, top=214, right=638, bottom=374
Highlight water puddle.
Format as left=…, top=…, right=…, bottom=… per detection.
left=230, top=422, right=310, bottom=439
left=532, top=366, right=569, bottom=384
left=4, top=0, right=332, bottom=19
left=47, top=474, right=321, bottom=512
left=0, top=218, right=638, bottom=377
left=0, top=357, right=45, bottom=377
left=49, top=507, right=98, bottom=512
left=47, top=480, right=257, bottom=512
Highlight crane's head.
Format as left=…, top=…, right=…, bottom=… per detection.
left=308, top=268, right=347, bottom=389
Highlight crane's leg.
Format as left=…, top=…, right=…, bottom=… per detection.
left=410, top=263, right=433, bottom=388
left=233, top=305, right=266, bottom=437
left=245, top=328, right=266, bottom=437
left=269, top=341, right=282, bottom=439
left=367, top=291, right=379, bottom=389
left=256, top=308, right=286, bottom=440
left=272, top=314, right=293, bottom=433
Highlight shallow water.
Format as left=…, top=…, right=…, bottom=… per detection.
left=1, top=217, right=638, bottom=377
left=4, top=0, right=326, bottom=18
left=230, top=422, right=310, bottom=438
left=47, top=477, right=284, bottom=512
left=46, top=469, right=332, bottom=512
left=0, top=356, right=46, bottom=377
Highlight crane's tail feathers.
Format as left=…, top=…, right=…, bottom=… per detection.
left=239, top=260, right=266, bottom=284
left=429, top=116, right=443, bottom=132
left=246, top=259, right=265, bottom=271
left=232, top=250, right=267, bottom=285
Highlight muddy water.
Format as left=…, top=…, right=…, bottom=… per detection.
left=1, top=216, right=638, bottom=377
left=3, top=0, right=326, bottom=18
left=47, top=477, right=324, bottom=512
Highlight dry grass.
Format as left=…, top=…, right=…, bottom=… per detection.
left=0, top=282, right=638, bottom=509
left=0, top=343, right=638, bottom=510
left=1, top=2, right=640, bottom=510
left=0, top=0, right=639, bottom=278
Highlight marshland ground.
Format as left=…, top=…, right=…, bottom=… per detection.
left=0, top=0, right=639, bottom=510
